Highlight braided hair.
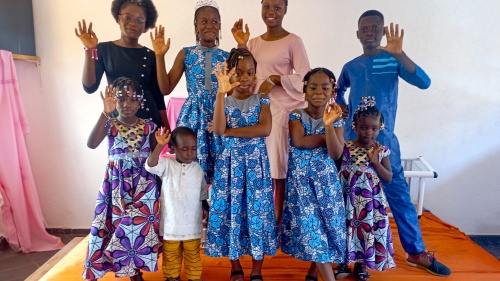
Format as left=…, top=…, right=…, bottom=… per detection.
left=112, top=77, right=142, bottom=101
left=226, top=48, right=257, bottom=70
left=302, top=67, right=336, bottom=94
left=352, top=97, right=385, bottom=129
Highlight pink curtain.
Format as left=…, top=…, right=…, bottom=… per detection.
left=0, top=50, right=62, bottom=253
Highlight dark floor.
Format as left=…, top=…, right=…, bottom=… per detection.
left=0, top=234, right=499, bottom=281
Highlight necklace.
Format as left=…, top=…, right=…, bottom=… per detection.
left=117, top=117, right=139, bottom=127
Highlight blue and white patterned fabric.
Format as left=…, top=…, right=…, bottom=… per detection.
left=205, top=94, right=278, bottom=260
left=176, top=46, right=229, bottom=183
left=281, top=109, right=346, bottom=263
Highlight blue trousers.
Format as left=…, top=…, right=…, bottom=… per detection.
left=381, top=136, right=425, bottom=255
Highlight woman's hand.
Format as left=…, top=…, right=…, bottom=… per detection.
left=100, top=85, right=116, bottom=114
left=150, top=25, right=171, bottom=57
left=323, top=103, right=342, bottom=126
left=214, top=62, right=240, bottom=95
left=75, top=19, right=98, bottom=48
left=368, top=141, right=383, bottom=163
left=257, top=75, right=278, bottom=94
left=231, top=19, right=250, bottom=47
left=155, top=127, right=171, bottom=146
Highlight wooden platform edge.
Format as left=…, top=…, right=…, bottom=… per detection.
left=25, top=237, right=85, bottom=281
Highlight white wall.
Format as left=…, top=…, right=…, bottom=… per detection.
left=25, top=0, right=499, bottom=235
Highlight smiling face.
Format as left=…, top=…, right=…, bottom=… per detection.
left=194, top=6, right=221, bottom=46
left=354, top=114, right=382, bottom=147
left=357, top=15, right=385, bottom=50
left=261, top=0, right=287, bottom=29
left=304, top=71, right=334, bottom=108
left=171, top=134, right=197, bottom=164
left=118, top=4, right=147, bottom=40
left=229, top=56, right=256, bottom=96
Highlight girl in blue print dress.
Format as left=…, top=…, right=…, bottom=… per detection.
left=151, top=0, right=229, bottom=183
left=83, top=77, right=160, bottom=281
left=205, top=48, right=277, bottom=281
left=281, top=68, right=346, bottom=281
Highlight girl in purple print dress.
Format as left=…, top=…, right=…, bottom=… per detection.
left=82, top=77, right=160, bottom=281
left=338, top=97, right=395, bottom=281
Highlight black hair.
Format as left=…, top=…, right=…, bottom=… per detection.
left=194, top=6, right=221, bottom=45
left=111, top=0, right=158, bottom=30
left=358, top=10, right=384, bottom=25
left=169, top=126, right=197, bottom=148
left=353, top=102, right=385, bottom=129
left=302, top=67, right=336, bottom=93
left=112, top=77, right=141, bottom=95
left=261, top=0, right=288, bottom=7
left=226, top=48, right=257, bottom=71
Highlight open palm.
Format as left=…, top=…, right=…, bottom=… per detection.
left=75, top=19, right=98, bottom=49
left=378, top=22, right=404, bottom=55
left=150, top=25, right=170, bottom=56
left=214, top=62, right=240, bottom=95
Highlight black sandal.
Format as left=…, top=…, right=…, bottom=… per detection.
left=250, top=275, right=263, bottom=281
left=230, top=269, right=244, bottom=281
left=353, top=263, right=370, bottom=281
left=334, top=263, right=352, bottom=280
left=305, top=275, right=318, bottom=281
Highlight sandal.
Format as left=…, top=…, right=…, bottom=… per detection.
left=250, top=275, right=263, bottom=281
left=230, top=269, right=244, bottom=281
left=353, top=263, right=370, bottom=281
left=166, top=277, right=181, bottom=281
left=334, top=263, right=352, bottom=280
left=130, top=272, right=144, bottom=281
left=305, top=275, right=318, bottom=281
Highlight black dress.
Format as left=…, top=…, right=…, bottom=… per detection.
left=83, top=41, right=166, bottom=127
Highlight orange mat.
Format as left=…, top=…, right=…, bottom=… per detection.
left=39, top=212, right=500, bottom=280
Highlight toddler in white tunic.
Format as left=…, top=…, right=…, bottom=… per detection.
left=145, top=126, right=208, bottom=281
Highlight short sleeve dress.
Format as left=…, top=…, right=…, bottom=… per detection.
left=281, top=109, right=346, bottom=263
left=339, top=140, right=396, bottom=271
left=82, top=119, right=161, bottom=279
left=205, top=94, right=278, bottom=260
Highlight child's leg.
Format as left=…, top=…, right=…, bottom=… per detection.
left=230, top=259, right=244, bottom=281
left=163, top=240, right=183, bottom=280
left=315, top=262, right=336, bottom=281
left=305, top=262, right=319, bottom=280
left=250, top=258, right=264, bottom=281
left=182, top=239, right=203, bottom=280
left=273, top=178, right=286, bottom=226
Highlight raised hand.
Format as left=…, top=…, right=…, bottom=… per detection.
left=214, top=62, right=240, bottom=95
left=377, top=22, right=404, bottom=55
left=368, top=141, right=382, bottom=163
left=323, top=103, right=343, bottom=126
left=150, top=25, right=171, bottom=56
left=75, top=19, right=98, bottom=48
left=155, top=127, right=171, bottom=146
left=100, top=85, right=116, bottom=114
left=231, top=19, right=250, bottom=47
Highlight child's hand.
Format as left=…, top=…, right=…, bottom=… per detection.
left=368, top=141, right=383, bottom=163
left=207, top=121, right=214, bottom=133
left=100, top=85, right=116, bottom=114
left=150, top=25, right=170, bottom=56
left=377, top=22, right=404, bottom=55
left=231, top=19, right=250, bottom=47
left=323, top=103, right=342, bottom=126
left=214, top=62, right=240, bottom=95
left=74, top=19, right=98, bottom=49
left=155, top=127, right=171, bottom=146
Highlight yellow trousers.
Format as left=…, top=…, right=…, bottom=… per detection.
left=163, top=239, right=202, bottom=280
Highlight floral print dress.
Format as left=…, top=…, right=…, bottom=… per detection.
left=82, top=119, right=161, bottom=279
left=339, top=140, right=396, bottom=271
left=281, top=109, right=346, bottom=263
left=205, top=94, right=278, bottom=260
left=176, top=46, right=229, bottom=183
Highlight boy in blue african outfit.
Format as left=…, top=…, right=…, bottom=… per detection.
left=335, top=10, right=451, bottom=277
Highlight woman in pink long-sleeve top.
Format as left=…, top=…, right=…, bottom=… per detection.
left=232, top=0, right=311, bottom=228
